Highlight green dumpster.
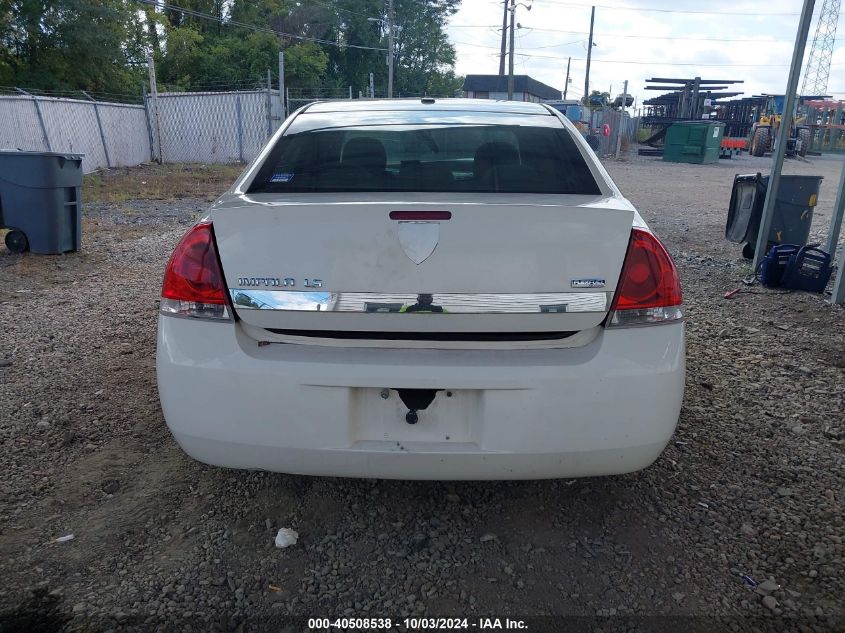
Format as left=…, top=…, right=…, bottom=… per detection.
left=663, top=121, right=724, bottom=165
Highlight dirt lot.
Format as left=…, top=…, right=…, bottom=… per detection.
left=0, top=155, right=843, bottom=632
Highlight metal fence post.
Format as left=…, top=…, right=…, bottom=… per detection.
left=828, top=158, right=845, bottom=304
left=615, top=80, right=627, bottom=159
left=146, top=53, right=163, bottom=163
left=825, top=159, right=845, bottom=258
left=142, top=82, right=156, bottom=163
left=82, top=90, right=111, bottom=168
left=266, top=68, right=273, bottom=138
left=16, top=88, right=51, bottom=151
left=832, top=241, right=845, bottom=304
left=752, top=0, right=815, bottom=270
left=235, top=94, right=244, bottom=163
left=278, top=51, right=286, bottom=119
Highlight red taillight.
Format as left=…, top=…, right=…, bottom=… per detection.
left=160, top=221, right=230, bottom=320
left=607, top=228, right=683, bottom=327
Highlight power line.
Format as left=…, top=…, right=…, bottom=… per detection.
left=452, top=38, right=585, bottom=50
left=449, top=23, right=804, bottom=44
left=513, top=38, right=587, bottom=50
left=516, top=25, right=528, bottom=74
left=536, top=1, right=800, bottom=16
left=307, top=0, right=379, bottom=19
left=136, top=0, right=388, bottom=51
left=506, top=53, right=824, bottom=67
left=516, top=27, right=798, bottom=44
left=465, top=47, right=845, bottom=68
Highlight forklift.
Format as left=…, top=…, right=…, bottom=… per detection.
left=748, top=94, right=813, bottom=158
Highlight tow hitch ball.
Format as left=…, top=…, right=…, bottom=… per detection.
left=393, top=388, right=438, bottom=425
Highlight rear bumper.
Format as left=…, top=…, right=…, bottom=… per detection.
left=156, top=318, right=685, bottom=480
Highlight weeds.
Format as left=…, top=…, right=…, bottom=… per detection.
left=83, top=163, right=244, bottom=203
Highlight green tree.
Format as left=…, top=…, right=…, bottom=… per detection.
left=426, top=70, right=464, bottom=98
left=284, top=42, right=330, bottom=91
left=0, top=0, right=146, bottom=94
left=158, top=26, right=205, bottom=89
left=584, top=90, right=610, bottom=106
left=0, top=0, right=462, bottom=98
left=392, top=0, right=460, bottom=96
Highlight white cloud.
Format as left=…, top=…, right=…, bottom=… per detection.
left=447, top=0, right=845, bottom=103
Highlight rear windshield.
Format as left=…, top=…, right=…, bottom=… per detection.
left=248, top=118, right=601, bottom=195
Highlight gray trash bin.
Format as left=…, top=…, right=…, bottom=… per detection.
left=725, top=172, right=823, bottom=258
left=0, top=150, right=83, bottom=254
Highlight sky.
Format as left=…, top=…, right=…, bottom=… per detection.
left=445, top=0, right=845, bottom=109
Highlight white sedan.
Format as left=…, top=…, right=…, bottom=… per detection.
left=157, top=99, right=684, bottom=480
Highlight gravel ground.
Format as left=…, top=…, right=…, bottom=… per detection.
left=0, top=154, right=843, bottom=632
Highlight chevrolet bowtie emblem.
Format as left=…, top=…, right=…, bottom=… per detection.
left=396, top=221, right=440, bottom=265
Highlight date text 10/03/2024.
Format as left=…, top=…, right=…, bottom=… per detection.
left=307, top=618, right=528, bottom=630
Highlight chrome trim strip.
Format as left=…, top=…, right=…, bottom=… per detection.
left=229, top=289, right=611, bottom=314
left=240, top=321, right=602, bottom=350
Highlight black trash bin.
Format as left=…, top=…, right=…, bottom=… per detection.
left=0, top=150, right=83, bottom=254
left=725, top=172, right=823, bottom=258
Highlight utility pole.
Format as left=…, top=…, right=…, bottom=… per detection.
left=387, top=0, right=395, bottom=97
left=369, top=72, right=375, bottom=99
left=563, top=56, right=571, bottom=99
left=498, top=0, right=508, bottom=75
left=507, top=0, right=515, bottom=100
left=506, top=1, right=531, bottom=101
left=584, top=5, right=595, bottom=104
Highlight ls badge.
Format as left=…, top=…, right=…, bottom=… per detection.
left=397, top=221, right=439, bottom=265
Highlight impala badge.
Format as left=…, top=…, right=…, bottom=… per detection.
left=571, top=278, right=606, bottom=288
left=397, top=221, right=439, bottom=265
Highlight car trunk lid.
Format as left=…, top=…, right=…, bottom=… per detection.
left=212, top=192, right=635, bottom=336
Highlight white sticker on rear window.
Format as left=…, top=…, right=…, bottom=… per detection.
left=271, top=172, right=294, bottom=183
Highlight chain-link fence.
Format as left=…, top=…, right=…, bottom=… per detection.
left=287, top=87, right=353, bottom=114
left=588, top=107, right=639, bottom=158
left=285, top=87, right=459, bottom=116
left=0, top=84, right=290, bottom=171
left=149, top=89, right=284, bottom=164
left=0, top=88, right=151, bottom=172
left=2, top=84, right=638, bottom=172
